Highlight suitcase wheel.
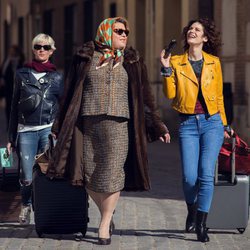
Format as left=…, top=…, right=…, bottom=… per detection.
left=237, top=228, right=245, bottom=234
left=75, top=232, right=84, bottom=241
left=36, top=231, right=43, bottom=238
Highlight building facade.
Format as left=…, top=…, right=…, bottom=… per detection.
left=0, top=0, right=250, bottom=142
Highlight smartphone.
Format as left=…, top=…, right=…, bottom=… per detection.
left=164, top=39, right=177, bottom=58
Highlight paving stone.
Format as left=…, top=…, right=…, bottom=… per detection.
left=0, top=107, right=250, bottom=249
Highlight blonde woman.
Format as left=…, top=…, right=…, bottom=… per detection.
left=7, top=33, right=63, bottom=225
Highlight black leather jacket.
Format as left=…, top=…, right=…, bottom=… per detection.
left=8, top=67, right=63, bottom=145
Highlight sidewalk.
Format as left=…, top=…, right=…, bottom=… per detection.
left=0, top=105, right=250, bottom=249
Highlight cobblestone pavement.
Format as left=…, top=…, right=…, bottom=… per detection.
left=0, top=103, right=250, bottom=249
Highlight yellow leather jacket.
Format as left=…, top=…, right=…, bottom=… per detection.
left=163, top=51, right=227, bottom=125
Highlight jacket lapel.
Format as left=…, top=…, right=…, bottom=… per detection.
left=179, top=52, right=198, bottom=85
left=201, top=51, right=215, bottom=86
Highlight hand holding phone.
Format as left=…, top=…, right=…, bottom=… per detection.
left=163, top=39, right=177, bottom=59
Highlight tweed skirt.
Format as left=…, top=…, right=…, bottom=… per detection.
left=82, top=115, right=129, bottom=193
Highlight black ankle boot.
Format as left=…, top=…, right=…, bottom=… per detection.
left=185, top=203, right=197, bottom=233
left=196, top=211, right=210, bottom=242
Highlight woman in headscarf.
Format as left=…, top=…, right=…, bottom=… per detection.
left=48, top=17, right=170, bottom=245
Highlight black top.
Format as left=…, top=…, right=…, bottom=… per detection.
left=189, top=58, right=208, bottom=114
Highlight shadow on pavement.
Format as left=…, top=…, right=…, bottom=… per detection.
left=121, top=228, right=185, bottom=239
left=0, top=225, right=186, bottom=240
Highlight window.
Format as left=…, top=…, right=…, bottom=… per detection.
left=4, top=21, right=10, bottom=58
left=110, top=3, right=116, bottom=17
left=43, top=10, right=53, bottom=35
left=136, top=0, right=146, bottom=57
left=64, top=4, right=75, bottom=73
left=83, top=0, right=94, bottom=42
left=199, top=0, right=214, bottom=19
left=18, top=17, right=24, bottom=51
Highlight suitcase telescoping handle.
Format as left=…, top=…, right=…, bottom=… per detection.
left=215, top=135, right=236, bottom=184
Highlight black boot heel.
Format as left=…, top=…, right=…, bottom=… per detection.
left=185, top=203, right=197, bottom=233
left=196, top=211, right=210, bottom=242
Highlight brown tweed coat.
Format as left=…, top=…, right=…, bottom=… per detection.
left=47, top=41, right=169, bottom=191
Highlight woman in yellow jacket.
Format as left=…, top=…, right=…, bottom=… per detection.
left=161, top=18, right=231, bottom=242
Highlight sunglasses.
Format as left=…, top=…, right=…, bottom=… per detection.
left=34, top=44, right=52, bottom=51
left=113, top=29, right=129, bottom=37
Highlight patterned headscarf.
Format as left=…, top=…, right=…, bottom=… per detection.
left=95, top=17, right=129, bottom=67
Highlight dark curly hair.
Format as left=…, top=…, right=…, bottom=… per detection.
left=182, top=18, right=222, bottom=56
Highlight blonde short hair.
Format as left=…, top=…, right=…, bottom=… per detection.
left=32, top=33, right=56, bottom=51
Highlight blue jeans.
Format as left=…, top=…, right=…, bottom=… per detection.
left=178, top=113, right=224, bottom=213
left=18, top=127, right=51, bottom=205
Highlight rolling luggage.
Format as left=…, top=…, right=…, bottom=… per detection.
left=207, top=136, right=249, bottom=233
left=32, top=165, right=89, bottom=237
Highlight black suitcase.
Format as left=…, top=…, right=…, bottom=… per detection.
left=32, top=165, right=89, bottom=237
left=207, top=136, right=249, bottom=233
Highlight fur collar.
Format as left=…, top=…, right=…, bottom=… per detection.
left=76, top=41, right=94, bottom=60
left=124, top=46, right=140, bottom=63
left=76, top=41, right=140, bottom=64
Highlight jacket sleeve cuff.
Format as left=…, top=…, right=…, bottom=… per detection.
left=161, top=67, right=172, bottom=77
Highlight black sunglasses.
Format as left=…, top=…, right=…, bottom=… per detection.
left=113, top=29, right=129, bottom=37
left=34, top=44, right=52, bottom=51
